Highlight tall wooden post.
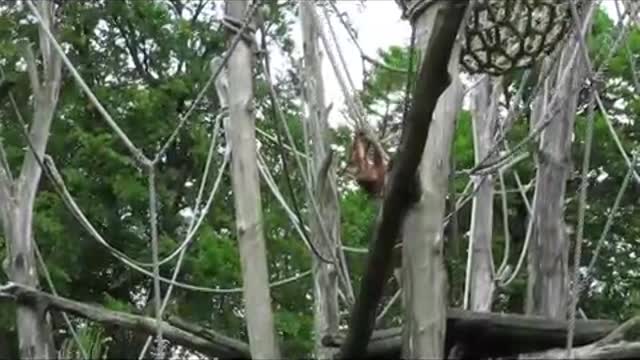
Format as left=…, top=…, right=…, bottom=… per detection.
left=0, top=2, right=61, bottom=358
left=224, top=1, right=280, bottom=358
left=401, top=0, right=465, bottom=357
left=300, top=3, right=341, bottom=359
left=466, top=75, right=500, bottom=311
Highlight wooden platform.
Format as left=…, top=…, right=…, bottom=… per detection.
left=325, top=308, right=617, bottom=359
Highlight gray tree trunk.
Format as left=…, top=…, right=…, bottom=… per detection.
left=300, top=3, right=340, bottom=359
left=0, top=2, right=61, bottom=358
left=466, top=75, right=500, bottom=312
left=526, top=40, right=586, bottom=319
left=401, top=1, right=464, bottom=357
left=224, top=1, right=280, bottom=358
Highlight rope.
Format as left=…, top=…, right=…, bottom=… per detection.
left=26, top=0, right=260, bottom=268
left=495, top=169, right=512, bottom=278
left=568, top=1, right=640, bottom=187
left=495, top=0, right=635, bottom=290
left=321, top=5, right=358, bottom=100
left=147, top=166, right=164, bottom=359
left=258, top=8, right=356, bottom=302
left=583, top=158, right=634, bottom=286
left=153, top=3, right=260, bottom=164
left=326, top=1, right=408, bottom=74
left=259, top=26, right=334, bottom=265
left=375, top=288, right=401, bottom=326
left=313, top=6, right=363, bottom=128
left=567, top=88, right=595, bottom=356
left=149, top=112, right=225, bottom=266
left=256, top=153, right=320, bottom=254
left=25, top=0, right=149, bottom=167
left=564, top=6, right=640, bottom=351
left=138, top=118, right=225, bottom=359
left=9, top=113, right=306, bottom=296
left=25, top=0, right=260, bottom=170
left=34, top=242, right=89, bottom=359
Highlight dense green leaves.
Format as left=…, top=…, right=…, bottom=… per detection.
left=1, top=2, right=639, bottom=359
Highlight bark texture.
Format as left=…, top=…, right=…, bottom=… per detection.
left=0, top=2, right=61, bottom=358
left=466, top=75, right=499, bottom=312
left=224, top=1, right=280, bottom=358
left=325, top=309, right=615, bottom=358
left=300, top=3, right=341, bottom=359
left=338, top=1, right=468, bottom=357
left=526, top=32, right=587, bottom=320
left=401, top=1, right=465, bottom=358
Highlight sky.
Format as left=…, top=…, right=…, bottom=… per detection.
left=299, top=1, right=410, bottom=127
left=291, top=0, right=621, bottom=127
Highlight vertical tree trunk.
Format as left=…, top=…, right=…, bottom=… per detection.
left=300, top=3, right=340, bottom=359
left=0, top=2, right=61, bottom=358
left=224, top=1, right=280, bottom=358
left=466, top=75, right=500, bottom=312
left=401, top=1, right=465, bottom=357
left=526, top=37, right=586, bottom=319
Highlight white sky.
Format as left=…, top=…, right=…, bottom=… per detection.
left=288, top=1, right=409, bottom=127
left=284, top=0, right=621, bottom=127
left=316, top=1, right=410, bottom=127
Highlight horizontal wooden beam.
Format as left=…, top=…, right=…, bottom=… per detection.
left=326, top=308, right=617, bottom=359
left=1, top=283, right=619, bottom=359
left=0, top=283, right=250, bottom=359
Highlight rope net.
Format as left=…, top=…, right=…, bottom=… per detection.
left=460, top=0, right=571, bottom=75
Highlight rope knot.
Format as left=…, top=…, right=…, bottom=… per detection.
left=221, top=14, right=257, bottom=45
left=397, top=0, right=438, bottom=24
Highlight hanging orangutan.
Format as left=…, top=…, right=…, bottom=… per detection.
left=346, top=130, right=387, bottom=197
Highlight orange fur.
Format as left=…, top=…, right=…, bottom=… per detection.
left=348, top=131, right=386, bottom=197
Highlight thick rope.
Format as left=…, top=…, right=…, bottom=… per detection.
left=153, top=3, right=260, bottom=163
left=137, top=119, right=225, bottom=359
left=26, top=0, right=260, bottom=269
left=149, top=112, right=225, bottom=266
left=495, top=169, right=512, bottom=278
left=25, top=0, right=149, bottom=167
left=12, top=125, right=304, bottom=295
left=258, top=9, right=356, bottom=302
left=568, top=1, right=640, bottom=185
left=259, top=26, right=335, bottom=265
left=147, top=166, right=164, bottom=359
left=566, top=88, right=595, bottom=356
left=583, top=158, right=634, bottom=285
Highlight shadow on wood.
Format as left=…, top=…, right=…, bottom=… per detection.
left=325, top=308, right=617, bottom=359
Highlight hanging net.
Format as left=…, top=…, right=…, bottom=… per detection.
left=460, top=0, right=571, bottom=75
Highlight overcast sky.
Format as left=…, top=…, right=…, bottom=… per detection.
left=287, top=0, right=621, bottom=127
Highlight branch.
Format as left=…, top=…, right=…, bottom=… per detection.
left=0, top=283, right=251, bottom=359
left=16, top=5, right=63, bottom=208
left=112, top=17, right=159, bottom=85
left=25, top=0, right=151, bottom=167
left=338, top=1, right=469, bottom=358
left=189, top=0, right=207, bottom=27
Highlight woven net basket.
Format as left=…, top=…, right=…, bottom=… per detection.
left=460, top=0, right=571, bottom=75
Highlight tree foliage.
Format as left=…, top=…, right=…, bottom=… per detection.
left=0, top=2, right=639, bottom=359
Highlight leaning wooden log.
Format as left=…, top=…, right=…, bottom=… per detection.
left=0, top=283, right=250, bottom=359
left=325, top=308, right=617, bottom=359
